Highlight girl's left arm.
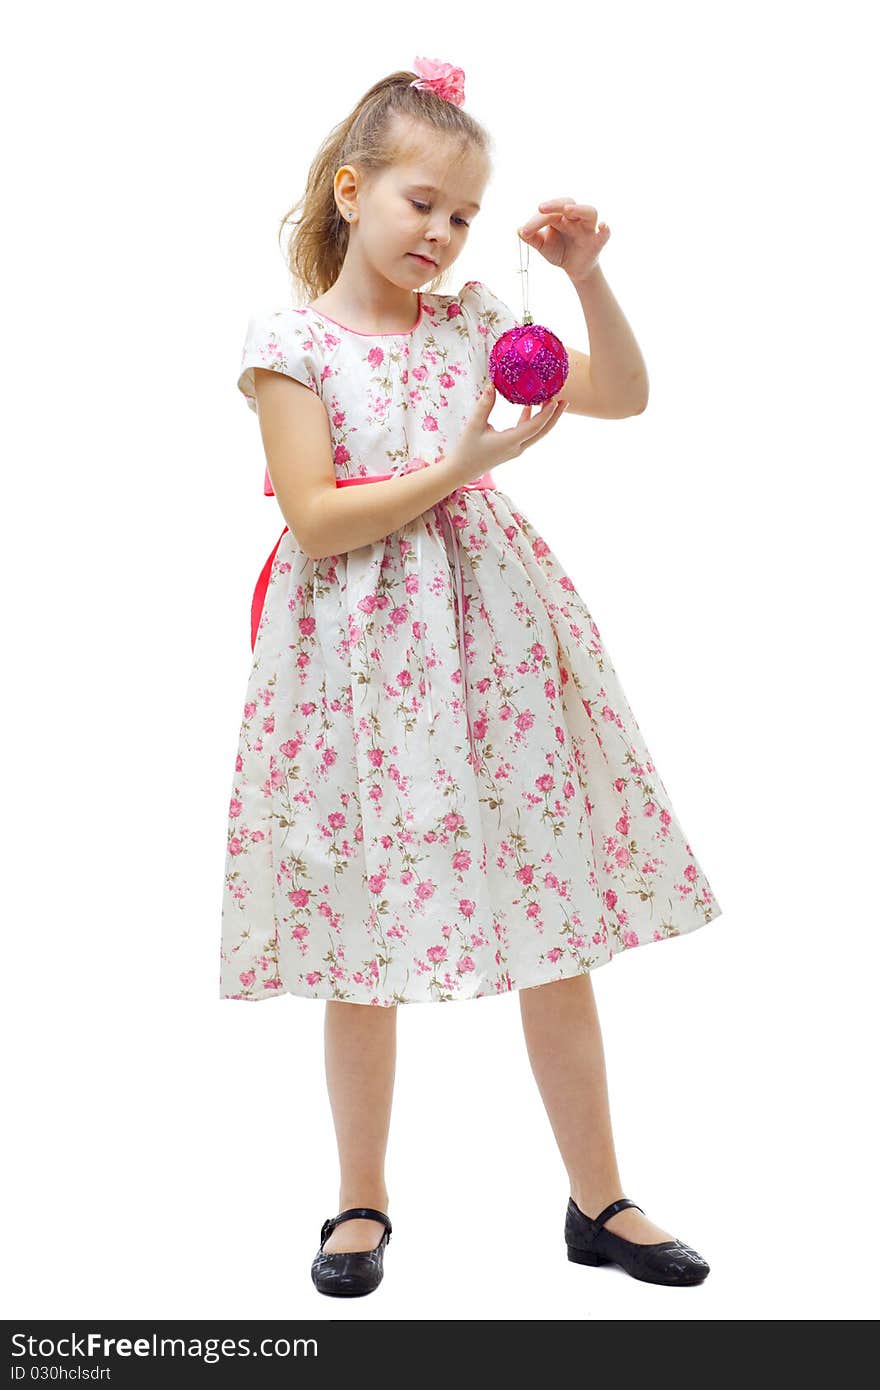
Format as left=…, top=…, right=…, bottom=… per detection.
left=518, top=199, right=650, bottom=419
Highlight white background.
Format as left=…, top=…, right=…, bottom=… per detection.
left=3, top=0, right=878, bottom=1324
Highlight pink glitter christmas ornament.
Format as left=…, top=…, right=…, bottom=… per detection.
left=488, top=239, right=570, bottom=405
left=489, top=323, right=569, bottom=406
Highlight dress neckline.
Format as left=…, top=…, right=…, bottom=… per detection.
left=304, top=292, right=424, bottom=338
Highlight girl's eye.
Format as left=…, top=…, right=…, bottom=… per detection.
left=409, top=200, right=469, bottom=228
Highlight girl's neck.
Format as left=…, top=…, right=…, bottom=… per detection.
left=309, top=264, right=425, bottom=335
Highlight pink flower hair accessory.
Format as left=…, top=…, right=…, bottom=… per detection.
left=409, top=57, right=466, bottom=107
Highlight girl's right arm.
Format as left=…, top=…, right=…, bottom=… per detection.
left=253, top=371, right=568, bottom=561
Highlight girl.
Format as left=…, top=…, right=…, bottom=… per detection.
left=221, top=57, right=723, bottom=1298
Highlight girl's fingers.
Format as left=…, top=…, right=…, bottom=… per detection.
left=540, top=398, right=569, bottom=430
left=520, top=197, right=578, bottom=233
left=520, top=201, right=600, bottom=235
left=532, top=398, right=569, bottom=440
left=508, top=397, right=568, bottom=445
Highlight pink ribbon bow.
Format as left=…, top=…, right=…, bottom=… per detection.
left=409, top=57, right=466, bottom=107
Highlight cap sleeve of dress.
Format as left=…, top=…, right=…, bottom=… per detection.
left=457, top=280, right=520, bottom=384
left=236, top=310, right=323, bottom=414
left=236, top=310, right=323, bottom=496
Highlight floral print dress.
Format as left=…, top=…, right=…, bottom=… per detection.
left=220, top=280, right=722, bottom=1006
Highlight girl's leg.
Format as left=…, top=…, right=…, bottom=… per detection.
left=518, top=973, right=676, bottom=1244
left=321, top=1000, right=397, bottom=1254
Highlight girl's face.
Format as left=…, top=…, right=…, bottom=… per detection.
left=362, top=143, right=488, bottom=287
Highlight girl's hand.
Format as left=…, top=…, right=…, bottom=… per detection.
left=518, top=199, right=610, bottom=283
left=448, top=384, right=569, bottom=487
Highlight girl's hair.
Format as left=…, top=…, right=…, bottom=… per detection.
left=280, top=69, right=493, bottom=302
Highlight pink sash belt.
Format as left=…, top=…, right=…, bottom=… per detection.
left=251, top=468, right=497, bottom=770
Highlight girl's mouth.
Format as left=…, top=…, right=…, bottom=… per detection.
left=409, top=253, right=436, bottom=266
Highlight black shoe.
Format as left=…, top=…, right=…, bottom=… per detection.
left=565, top=1196, right=710, bottom=1286
left=310, top=1206, right=392, bottom=1297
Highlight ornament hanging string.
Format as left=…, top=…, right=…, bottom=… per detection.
left=516, top=235, right=534, bottom=326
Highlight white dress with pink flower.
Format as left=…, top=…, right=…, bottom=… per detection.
left=220, top=279, right=722, bottom=1006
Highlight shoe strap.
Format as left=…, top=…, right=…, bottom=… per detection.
left=321, top=1207, right=392, bottom=1246
left=591, top=1197, right=644, bottom=1230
